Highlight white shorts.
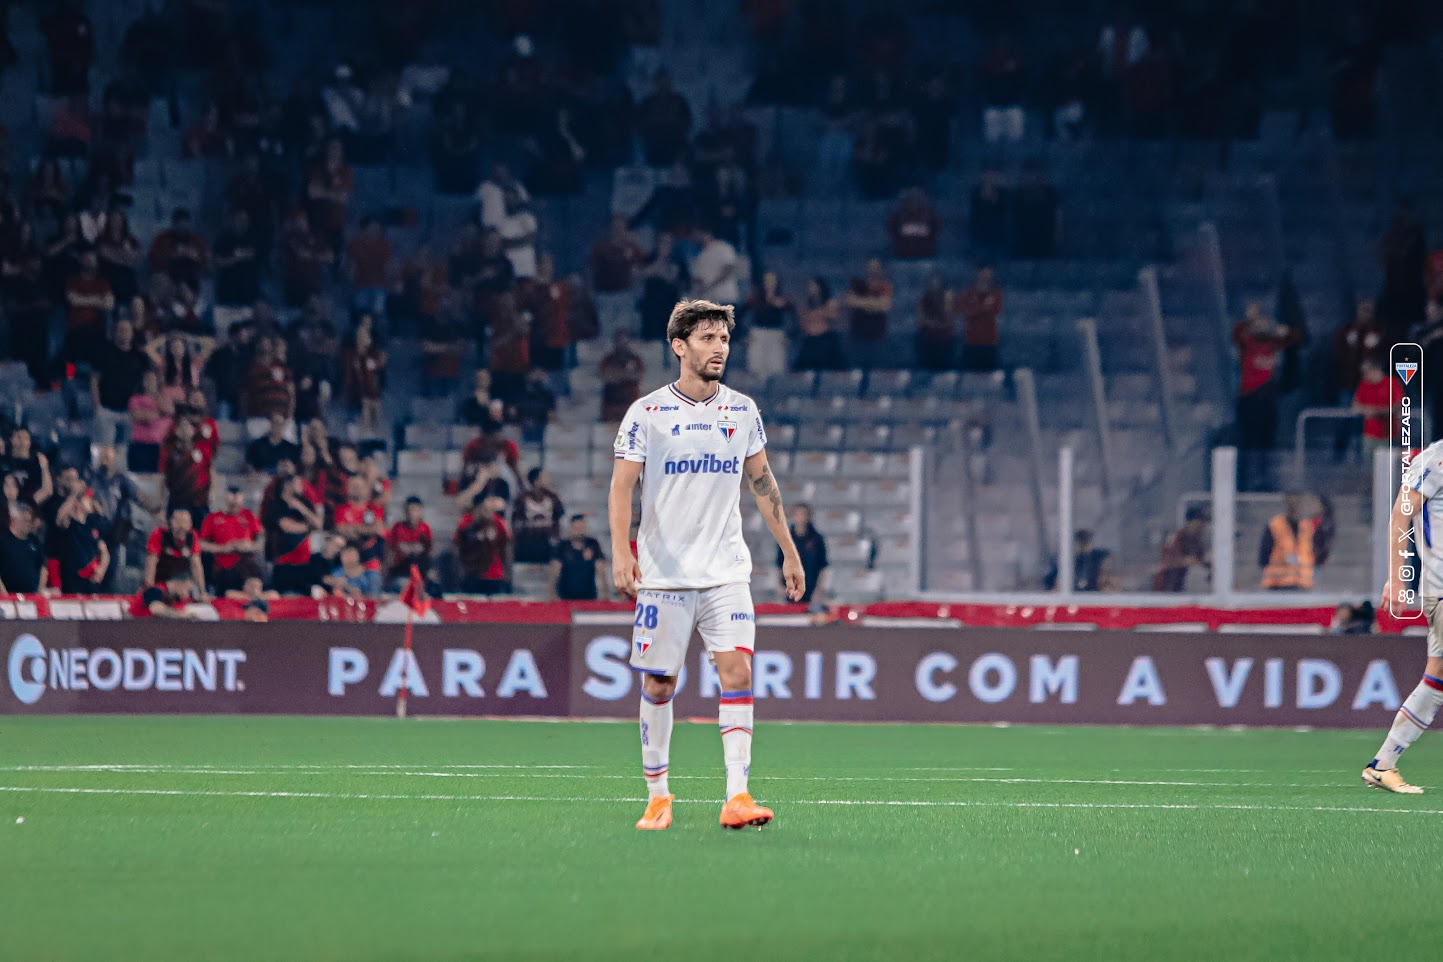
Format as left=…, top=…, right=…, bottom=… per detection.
left=629, top=584, right=755, bottom=676
left=1425, top=596, right=1443, bottom=658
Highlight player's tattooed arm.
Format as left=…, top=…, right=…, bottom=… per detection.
left=748, top=463, right=784, bottom=524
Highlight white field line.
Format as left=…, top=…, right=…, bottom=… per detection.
left=1, top=784, right=1439, bottom=817
left=0, top=766, right=1407, bottom=789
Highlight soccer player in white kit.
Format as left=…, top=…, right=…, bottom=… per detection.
left=609, top=299, right=806, bottom=830
left=1366, top=438, right=1443, bottom=793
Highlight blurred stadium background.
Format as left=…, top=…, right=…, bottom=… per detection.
left=0, top=0, right=1433, bottom=612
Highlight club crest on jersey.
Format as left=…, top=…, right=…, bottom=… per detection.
left=635, top=636, right=652, bottom=656
left=717, top=419, right=737, bottom=441
left=1397, top=361, right=1418, bottom=385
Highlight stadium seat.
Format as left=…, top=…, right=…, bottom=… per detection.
left=448, top=425, right=479, bottom=449
left=845, top=397, right=894, bottom=422
left=813, top=507, right=861, bottom=534
left=831, top=566, right=885, bottom=602
left=890, top=425, right=937, bottom=448
left=808, top=479, right=861, bottom=506
left=795, top=422, right=843, bottom=450
left=767, top=371, right=816, bottom=397
left=545, top=447, right=590, bottom=478
left=588, top=449, right=617, bottom=476
left=916, top=371, right=959, bottom=397
left=869, top=480, right=912, bottom=507
left=404, top=424, right=449, bottom=450
left=838, top=452, right=884, bottom=478
left=765, top=450, right=792, bottom=474
left=545, top=423, right=591, bottom=453
left=816, top=370, right=864, bottom=398
left=767, top=423, right=797, bottom=448
left=409, top=398, right=452, bottom=424
left=397, top=450, right=446, bottom=479
left=792, top=451, right=839, bottom=478
left=866, top=511, right=913, bottom=537
left=867, top=370, right=912, bottom=396
left=850, top=425, right=891, bottom=452
left=828, top=534, right=873, bottom=565
left=589, top=422, right=621, bottom=448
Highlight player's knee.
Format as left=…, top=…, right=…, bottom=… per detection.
left=716, top=659, right=751, bottom=693
left=641, top=674, right=677, bottom=702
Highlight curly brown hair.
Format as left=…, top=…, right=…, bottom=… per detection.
left=665, top=299, right=736, bottom=344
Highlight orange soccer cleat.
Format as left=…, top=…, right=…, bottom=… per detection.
left=719, top=792, right=774, bottom=830
left=636, top=794, right=674, bottom=830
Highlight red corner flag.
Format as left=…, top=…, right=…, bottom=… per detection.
left=400, top=565, right=429, bottom=615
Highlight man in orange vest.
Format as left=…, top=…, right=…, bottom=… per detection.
left=1259, top=493, right=1316, bottom=590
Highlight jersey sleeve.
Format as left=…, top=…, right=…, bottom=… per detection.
left=1410, top=454, right=1443, bottom=500
left=746, top=402, right=768, bottom=457
left=613, top=403, right=648, bottom=463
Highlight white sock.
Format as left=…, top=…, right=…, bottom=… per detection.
left=719, top=688, right=754, bottom=800
left=1372, top=675, right=1443, bottom=770
left=640, top=691, right=673, bottom=798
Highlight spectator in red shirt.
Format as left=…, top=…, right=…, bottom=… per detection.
left=243, top=336, right=295, bottom=434
left=386, top=497, right=434, bottom=593
left=130, top=571, right=204, bottom=620
left=888, top=188, right=941, bottom=260
left=1234, top=303, right=1304, bottom=491
left=147, top=208, right=209, bottom=294
left=307, top=138, right=354, bottom=253
left=957, top=267, right=1004, bottom=371
left=916, top=273, right=955, bottom=370
left=347, top=216, right=393, bottom=321
left=199, top=486, right=263, bottom=594
left=62, top=248, right=114, bottom=366
left=1353, top=358, right=1401, bottom=460
left=334, top=475, right=387, bottom=572
left=145, top=508, right=205, bottom=593
left=1331, top=299, right=1385, bottom=405
left=160, top=417, right=213, bottom=526
left=269, top=475, right=322, bottom=595
left=845, top=259, right=894, bottom=351
left=455, top=494, right=511, bottom=595
left=342, top=323, right=387, bottom=432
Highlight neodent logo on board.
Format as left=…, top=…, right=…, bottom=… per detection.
left=6, top=634, right=246, bottom=705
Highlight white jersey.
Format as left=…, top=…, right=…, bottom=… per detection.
left=614, top=381, right=767, bottom=589
left=1406, top=439, right=1443, bottom=597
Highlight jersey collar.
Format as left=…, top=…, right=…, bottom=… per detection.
left=668, top=381, right=720, bottom=407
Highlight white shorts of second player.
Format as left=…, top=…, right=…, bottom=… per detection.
left=630, top=584, right=755, bottom=676
left=1423, top=596, right=1443, bottom=658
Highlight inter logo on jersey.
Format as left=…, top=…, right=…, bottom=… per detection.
left=718, top=419, right=737, bottom=441
left=1397, top=361, right=1419, bottom=385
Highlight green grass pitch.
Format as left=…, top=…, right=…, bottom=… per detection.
left=1, top=716, right=1439, bottom=961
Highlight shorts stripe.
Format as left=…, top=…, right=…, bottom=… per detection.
left=735, top=646, right=754, bottom=655
left=630, top=665, right=673, bottom=677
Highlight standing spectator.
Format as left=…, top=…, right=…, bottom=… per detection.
left=1259, top=493, right=1318, bottom=591
left=458, top=440, right=519, bottom=506
left=744, top=271, right=794, bottom=379
left=144, top=508, right=204, bottom=591
left=1331, top=299, right=1385, bottom=407
left=589, top=215, right=643, bottom=336
left=62, top=249, right=114, bottom=367
left=42, top=1, right=95, bottom=96
left=524, top=255, right=573, bottom=391
left=95, top=209, right=142, bottom=304
left=402, top=242, right=449, bottom=326
left=455, top=494, right=512, bottom=595
left=420, top=304, right=466, bottom=401
left=845, top=259, right=894, bottom=356
left=1152, top=505, right=1211, bottom=592
left=636, top=234, right=683, bottom=342
left=198, top=486, right=263, bottom=594
left=347, top=217, right=392, bottom=322
left=127, top=370, right=174, bottom=472
left=159, top=417, right=213, bottom=526
left=246, top=414, right=299, bottom=474
left=796, top=277, right=847, bottom=371
left=243, top=337, right=295, bottom=435
left=1011, top=163, right=1061, bottom=259
left=2, top=222, right=54, bottom=385
left=280, top=209, right=333, bottom=308
left=203, top=321, right=256, bottom=421
left=913, top=67, right=956, bottom=172
left=780, top=504, right=828, bottom=605
left=957, top=267, right=1004, bottom=372
left=342, top=324, right=387, bottom=432
left=90, top=320, right=149, bottom=446
left=477, top=164, right=538, bottom=279
left=916, top=273, right=955, bottom=370
left=212, top=209, right=260, bottom=332
left=629, top=163, right=696, bottom=237
left=689, top=226, right=740, bottom=308
left=978, top=31, right=1026, bottom=143
left=458, top=370, right=495, bottom=426
left=1234, top=303, right=1303, bottom=492
left=334, top=475, right=387, bottom=573
left=512, top=368, right=557, bottom=444
left=325, top=544, right=381, bottom=599
left=385, top=497, right=434, bottom=593
left=599, top=331, right=645, bottom=422
left=0, top=504, right=47, bottom=594
left=147, top=208, right=209, bottom=294
left=636, top=69, right=692, bottom=166
left=488, top=292, right=531, bottom=403
left=1, top=429, right=52, bottom=507
left=1353, top=358, right=1401, bottom=461
left=307, top=138, right=354, bottom=256
left=696, top=163, right=754, bottom=254
left=1044, top=529, right=1118, bottom=592
left=888, top=187, right=941, bottom=260
left=82, top=444, right=145, bottom=592
left=551, top=514, right=608, bottom=601
left=55, top=484, right=108, bottom=593
left=269, top=475, right=322, bottom=595
left=969, top=168, right=1011, bottom=257
left=434, top=101, right=482, bottom=195
left=513, top=468, right=564, bottom=566
left=148, top=334, right=208, bottom=403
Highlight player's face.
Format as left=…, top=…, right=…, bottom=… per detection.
left=679, top=321, right=731, bottom=382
